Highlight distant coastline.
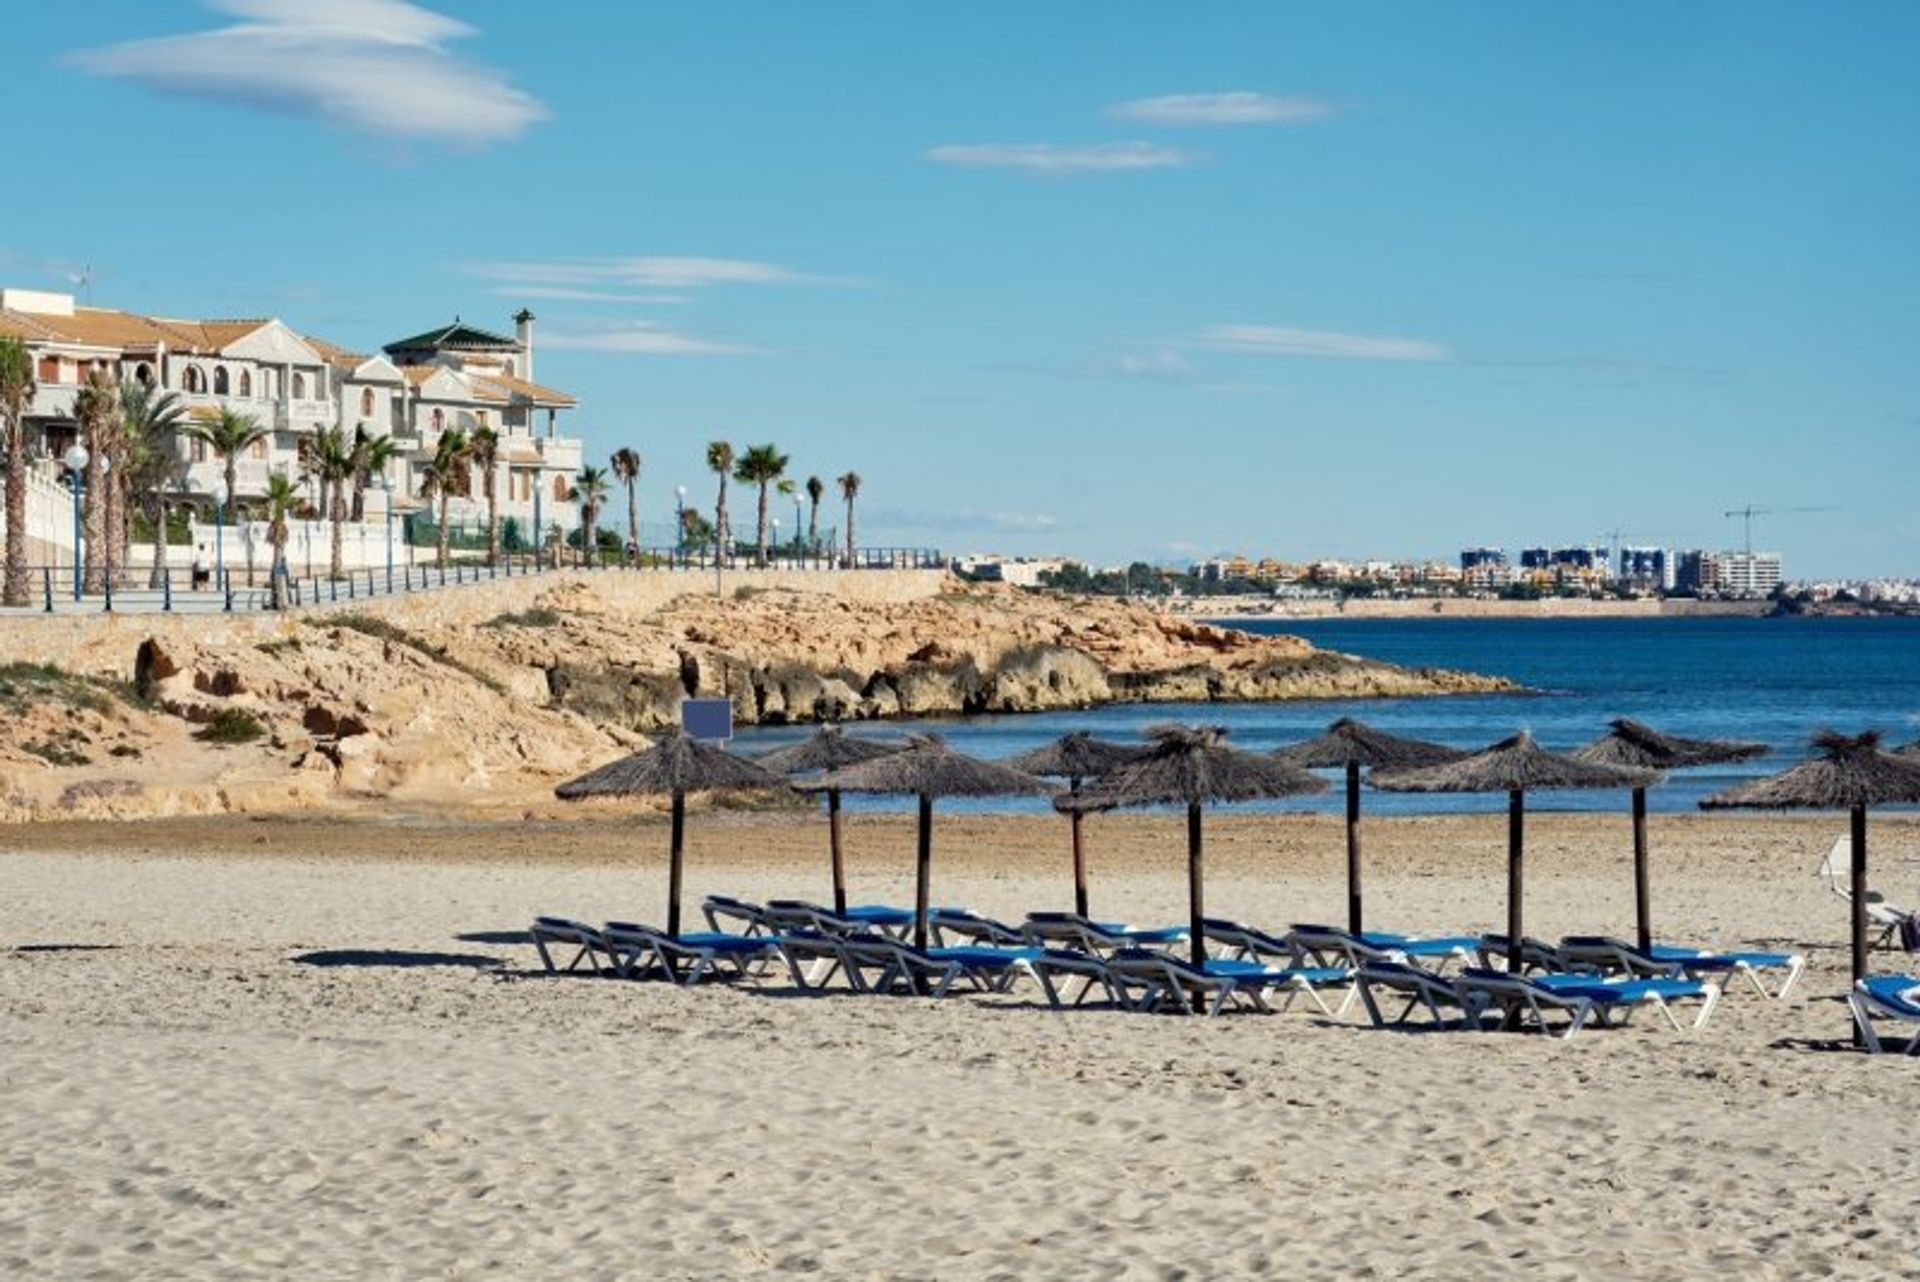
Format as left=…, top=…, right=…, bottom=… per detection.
left=1176, top=597, right=1774, bottom=623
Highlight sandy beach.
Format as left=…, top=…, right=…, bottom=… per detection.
left=3, top=809, right=1918, bottom=1280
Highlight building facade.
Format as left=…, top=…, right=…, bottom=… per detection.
left=0, top=288, right=584, bottom=542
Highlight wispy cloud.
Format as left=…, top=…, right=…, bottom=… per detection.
left=487, top=286, right=690, bottom=305
left=1110, top=91, right=1336, bottom=126
left=1199, top=324, right=1449, bottom=362
left=925, top=142, right=1194, bottom=174
left=467, top=256, right=844, bottom=289
left=539, top=321, right=758, bottom=357
left=865, top=506, right=1062, bottom=534
left=1114, top=348, right=1192, bottom=381
left=68, top=0, right=546, bottom=146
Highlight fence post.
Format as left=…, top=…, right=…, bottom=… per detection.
left=42, top=567, right=52, bottom=613
left=162, top=568, right=172, bottom=613
left=103, top=572, right=113, bottom=613
left=223, top=570, right=233, bottom=613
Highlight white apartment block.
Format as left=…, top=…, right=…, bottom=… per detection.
left=1716, top=551, right=1783, bottom=598
left=0, top=287, right=584, bottom=540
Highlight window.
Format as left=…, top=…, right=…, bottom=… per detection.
left=250, top=439, right=268, bottom=461
left=134, top=363, right=154, bottom=387
left=182, top=365, right=204, bottom=394
left=191, top=439, right=208, bottom=463
left=431, top=407, right=444, bottom=432
left=239, top=370, right=252, bottom=397
left=359, top=388, right=375, bottom=417
left=477, top=410, right=489, bottom=428
left=291, top=372, right=308, bottom=400
left=553, top=475, right=569, bottom=501
left=213, top=367, right=230, bottom=395
left=36, top=356, right=58, bottom=382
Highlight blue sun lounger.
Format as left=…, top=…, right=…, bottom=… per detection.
left=1023, top=912, right=1189, bottom=953
left=1557, top=935, right=1807, bottom=999
left=1849, top=975, right=1920, bottom=1054
left=928, top=907, right=1029, bottom=947
left=836, top=935, right=1048, bottom=998
left=765, top=899, right=920, bottom=939
left=1475, top=934, right=1566, bottom=974
left=702, top=894, right=776, bottom=936
left=1202, top=918, right=1302, bottom=965
left=1105, top=949, right=1352, bottom=1017
left=529, top=916, right=620, bottom=976
left=1291, top=924, right=1479, bottom=974
left=1455, top=967, right=1721, bottom=1039
left=1355, top=959, right=1478, bottom=1028
left=603, top=922, right=785, bottom=986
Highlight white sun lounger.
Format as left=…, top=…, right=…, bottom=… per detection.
left=529, top=916, right=619, bottom=976
left=1291, top=924, right=1479, bottom=974
left=1820, top=838, right=1913, bottom=950
left=1850, top=975, right=1920, bottom=1054
left=1355, top=960, right=1478, bottom=1028
left=602, top=921, right=784, bottom=986
left=1104, top=949, right=1352, bottom=1018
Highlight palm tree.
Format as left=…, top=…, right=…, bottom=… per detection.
left=120, top=381, right=188, bottom=588
left=705, top=440, right=734, bottom=561
left=418, top=427, right=470, bottom=570
left=349, top=426, right=398, bottom=521
left=307, top=426, right=359, bottom=580
left=777, top=478, right=798, bottom=554
left=611, top=447, right=642, bottom=561
left=569, top=465, right=611, bottom=567
left=837, top=471, right=862, bottom=567
left=469, top=425, right=501, bottom=566
left=805, top=475, right=824, bottom=552
left=733, top=443, right=789, bottom=566
left=0, top=337, right=33, bottom=606
left=71, top=369, right=121, bottom=594
left=184, top=407, right=269, bottom=554
left=261, top=472, right=301, bottom=610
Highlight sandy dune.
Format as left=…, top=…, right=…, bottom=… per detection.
left=2, top=811, right=1918, bottom=1279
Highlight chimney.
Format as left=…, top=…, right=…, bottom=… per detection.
left=513, top=308, right=535, bottom=382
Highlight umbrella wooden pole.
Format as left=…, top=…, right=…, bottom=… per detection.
left=667, top=789, right=686, bottom=940
left=1506, top=789, right=1525, bottom=975
left=1632, top=787, right=1652, bottom=954
left=828, top=788, right=848, bottom=916
left=914, top=792, right=933, bottom=954
left=1188, top=802, right=1207, bottom=970
left=1345, top=760, right=1364, bottom=935
left=1069, top=776, right=1089, bottom=918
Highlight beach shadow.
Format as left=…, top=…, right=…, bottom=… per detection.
left=1770, top=1035, right=1897, bottom=1055
left=291, top=949, right=504, bottom=970
left=454, top=930, right=534, bottom=946
left=11, top=943, right=119, bottom=954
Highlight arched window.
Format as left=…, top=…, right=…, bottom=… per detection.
left=213, top=367, right=230, bottom=395
left=292, top=372, right=308, bottom=400
left=134, top=363, right=154, bottom=387
left=431, top=407, right=445, bottom=432
left=182, top=365, right=204, bottom=394
left=553, top=475, right=569, bottom=501
left=239, top=370, right=252, bottom=397
left=360, top=388, right=375, bottom=417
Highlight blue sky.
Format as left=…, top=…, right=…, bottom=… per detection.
left=4, top=1, right=1916, bottom=575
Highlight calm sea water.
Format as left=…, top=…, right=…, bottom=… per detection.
left=731, top=617, right=1920, bottom=816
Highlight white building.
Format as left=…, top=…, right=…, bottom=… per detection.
left=0, top=288, right=584, bottom=543
left=1716, top=551, right=1783, bottom=598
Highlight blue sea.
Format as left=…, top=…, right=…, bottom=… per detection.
left=731, top=617, right=1920, bottom=816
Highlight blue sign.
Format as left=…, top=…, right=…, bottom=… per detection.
left=682, top=697, right=734, bottom=743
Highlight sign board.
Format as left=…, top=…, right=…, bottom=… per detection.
left=681, top=697, right=734, bottom=743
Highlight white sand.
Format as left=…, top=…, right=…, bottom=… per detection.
left=2, top=812, right=1918, bottom=1279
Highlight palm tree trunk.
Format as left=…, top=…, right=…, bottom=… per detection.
left=626, top=481, right=638, bottom=561
left=807, top=499, right=819, bottom=551
left=845, top=496, right=856, bottom=566
left=2, top=421, right=27, bottom=606
left=82, top=442, right=106, bottom=594
left=330, top=491, right=345, bottom=580
left=714, top=478, right=729, bottom=564
left=437, top=492, right=451, bottom=569
left=148, top=499, right=169, bottom=590
left=756, top=482, right=770, bottom=566
left=584, top=502, right=597, bottom=566
left=269, top=531, right=287, bottom=609
left=486, top=479, right=500, bottom=567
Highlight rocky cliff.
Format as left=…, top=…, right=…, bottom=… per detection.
left=0, top=577, right=1515, bottom=822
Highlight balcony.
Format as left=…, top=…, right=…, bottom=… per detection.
left=275, top=399, right=337, bottom=432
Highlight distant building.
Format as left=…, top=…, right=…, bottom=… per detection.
left=955, top=555, right=1080, bottom=587
left=1460, top=546, right=1506, bottom=572
left=1518, top=547, right=1552, bottom=571
left=1675, top=550, right=1718, bottom=594
left=1717, top=552, right=1782, bottom=598
left=1619, top=546, right=1674, bottom=591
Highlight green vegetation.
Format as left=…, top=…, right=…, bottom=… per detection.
left=0, top=662, right=115, bottom=715
left=255, top=638, right=303, bottom=657
left=323, top=614, right=507, bottom=694
left=484, top=608, right=562, bottom=629
left=196, top=708, right=267, bottom=745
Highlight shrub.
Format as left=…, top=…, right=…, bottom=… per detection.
left=484, top=608, right=562, bottom=629
left=196, top=708, right=267, bottom=745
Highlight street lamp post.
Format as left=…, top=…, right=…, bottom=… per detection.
left=379, top=472, right=394, bottom=590
left=211, top=478, right=229, bottom=599
left=674, top=485, right=687, bottom=567
left=771, top=518, right=780, bottom=569
left=533, top=485, right=544, bottom=571
left=62, top=443, right=88, bottom=601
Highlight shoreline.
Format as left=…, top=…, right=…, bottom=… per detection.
left=1168, top=597, right=1776, bottom=622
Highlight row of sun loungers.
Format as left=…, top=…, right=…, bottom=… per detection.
left=531, top=901, right=1822, bottom=1039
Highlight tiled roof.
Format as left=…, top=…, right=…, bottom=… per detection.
left=384, top=319, right=519, bottom=354
left=0, top=305, right=200, bottom=351
left=470, top=371, right=576, bottom=407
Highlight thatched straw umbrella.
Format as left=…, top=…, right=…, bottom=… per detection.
left=1274, top=718, right=1464, bottom=934
left=1574, top=718, right=1767, bottom=952
left=1063, top=725, right=1329, bottom=967
left=1372, top=732, right=1658, bottom=973
left=1006, top=732, right=1148, bottom=917
left=555, top=727, right=788, bottom=937
left=1702, top=731, right=1920, bottom=1002
left=814, top=736, right=1054, bottom=949
left=754, top=727, right=904, bottom=915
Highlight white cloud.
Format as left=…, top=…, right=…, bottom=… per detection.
left=925, top=142, right=1194, bottom=174
left=1199, top=325, right=1449, bottom=362
left=68, top=0, right=545, bottom=145
left=1110, top=91, right=1335, bottom=126
left=487, top=286, right=690, bottom=305
left=539, top=321, right=758, bottom=357
left=1115, top=348, right=1192, bottom=380
left=467, top=256, right=838, bottom=288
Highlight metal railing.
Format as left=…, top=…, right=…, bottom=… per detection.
left=0, top=546, right=945, bottom=615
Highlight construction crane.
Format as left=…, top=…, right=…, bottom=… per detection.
left=1722, top=505, right=1837, bottom=557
